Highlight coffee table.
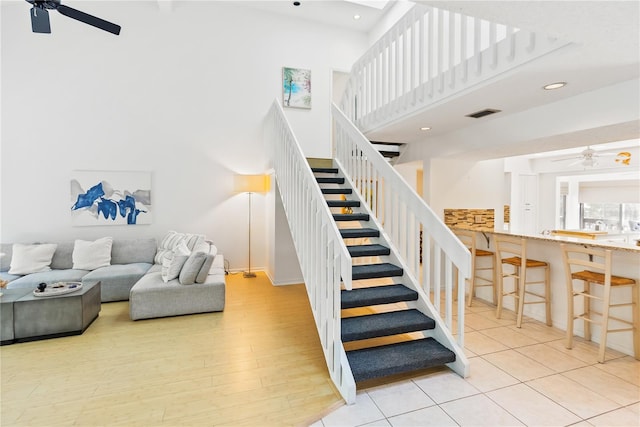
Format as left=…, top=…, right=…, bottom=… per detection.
left=11, top=281, right=101, bottom=343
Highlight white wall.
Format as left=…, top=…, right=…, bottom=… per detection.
left=0, top=1, right=367, bottom=274
left=428, top=158, right=505, bottom=227
left=367, top=0, right=415, bottom=47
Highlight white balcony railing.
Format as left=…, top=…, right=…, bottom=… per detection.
left=341, top=3, right=566, bottom=133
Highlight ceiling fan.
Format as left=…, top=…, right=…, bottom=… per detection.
left=26, top=0, right=121, bottom=35
left=552, top=146, right=617, bottom=167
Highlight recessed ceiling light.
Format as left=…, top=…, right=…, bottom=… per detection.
left=543, top=82, right=566, bottom=90
left=420, top=126, right=431, bottom=131
left=293, top=1, right=301, bottom=6
left=353, top=14, right=361, bottom=20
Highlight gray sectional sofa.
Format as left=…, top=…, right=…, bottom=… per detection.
left=0, top=238, right=225, bottom=319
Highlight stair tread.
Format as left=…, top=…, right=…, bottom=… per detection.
left=340, top=228, right=379, bottom=238
left=346, top=337, right=456, bottom=382
left=316, top=177, right=345, bottom=184
left=341, top=284, right=418, bottom=309
left=311, top=167, right=339, bottom=173
left=352, top=263, right=403, bottom=280
left=347, top=244, right=390, bottom=257
left=333, top=213, right=369, bottom=221
left=342, top=309, right=435, bottom=342
left=327, top=200, right=361, bottom=208
left=322, top=188, right=353, bottom=194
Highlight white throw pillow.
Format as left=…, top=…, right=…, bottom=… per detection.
left=8, top=243, right=58, bottom=275
left=155, top=231, right=206, bottom=264
left=155, top=231, right=185, bottom=264
left=72, top=237, right=113, bottom=270
left=161, top=241, right=191, bottom=282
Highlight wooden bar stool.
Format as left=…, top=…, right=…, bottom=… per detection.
left=495, top=235, right=551, bottom=328
left=454, top=229, right=496, bottom=307
left=561, top=244, right=638, bottom=363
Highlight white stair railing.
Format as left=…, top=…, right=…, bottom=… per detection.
left=266, top=99, right=356, bottom=405
left=333, top=103, right=471, bottom=346
left=340, top=3, right=567, bottom=134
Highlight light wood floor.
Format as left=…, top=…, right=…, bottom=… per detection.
left=1, top=273, right=343, bottom=426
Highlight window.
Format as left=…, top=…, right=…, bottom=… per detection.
left=580, top=203, right=640, bottom=231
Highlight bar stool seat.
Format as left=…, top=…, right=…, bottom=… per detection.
left=495, top=235, right=551, bottom=328
left=561, top=244, right=638, bottom=363
left=453, top=229, right=496, bottom=307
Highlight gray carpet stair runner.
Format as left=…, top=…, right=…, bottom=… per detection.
left=346, top=338, right=456, bottom=382
left=321, top=188, right=352, bottom=194
left=341, top=284, right=418, bottom=309
left=333, top=213, right=370, bottom=222
left=312, top=166, right=456, bottom=384
left=347, top=244, right=389, bottom=257
left=339, top=228, right=379, bottom=238
left=342, top=309, right=435, bottom=342
left=352, top=263, right=403, bottom=280
left=327, top=200, right=361, bottom=208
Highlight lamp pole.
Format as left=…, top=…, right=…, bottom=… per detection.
left=244, top=191, right=256, bottom=278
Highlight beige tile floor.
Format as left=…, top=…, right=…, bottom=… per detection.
left=313, top=300, right=640, bottom=427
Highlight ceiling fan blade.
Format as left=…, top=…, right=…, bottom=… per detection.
left=57, top=4, right=121, bottom=35
left=567, top=159, right=583, bottom=167
left=551, top=156, right=581, bottom=162
left=30, top=6, right=51, bottom=33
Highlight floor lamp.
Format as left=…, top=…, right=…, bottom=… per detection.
left=234, top=174, right=269, bottom=278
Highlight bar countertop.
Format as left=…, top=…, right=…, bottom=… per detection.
left=451, top=227, right=640, bottom=253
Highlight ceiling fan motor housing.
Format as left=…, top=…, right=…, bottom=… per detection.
left=25, top=0, right=121, bottom=35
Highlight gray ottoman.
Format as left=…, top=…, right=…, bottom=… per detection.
left=13, top=281, right=101, bottom=342
left=1, top=288, right=32, bottom=344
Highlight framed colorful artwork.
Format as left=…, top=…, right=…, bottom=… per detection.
left=282, top=67, right=311, bottom=109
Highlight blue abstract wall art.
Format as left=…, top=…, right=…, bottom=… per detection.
left=70, top=171, right=152, bottom=226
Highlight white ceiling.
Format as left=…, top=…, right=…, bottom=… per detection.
left=370, top=1, right=640, bottom=160
left=16, top=0, right=637, bottom=161
left=251, top=0, right=640, bottom=161
left=232, top=0, right=394, bottom=33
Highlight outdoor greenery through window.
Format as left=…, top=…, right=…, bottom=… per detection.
left=580, top=203, right=640, bottom=231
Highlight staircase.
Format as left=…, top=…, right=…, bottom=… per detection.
left=371, top=141, right=404, bottom=163
left=312, top=166, right=456, bottom=383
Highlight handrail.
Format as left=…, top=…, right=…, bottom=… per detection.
left=333, top=103, right=471, bottom=344
left=266, top=99, right=356, bottom=405
left=340, top=3, right=565, bottom=134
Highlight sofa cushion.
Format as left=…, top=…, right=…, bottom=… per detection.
left=161, top=242, right=190, bottom=282
left=83, top=263, right=152, bottom=302
left=155, top=231, right=186, bottom=264
left=73, top=237, right=113, bottom=270
left=6, top=269, right=89, bottom=289
left=50, top=242, right=74, bottom=270
left=1, top=243, right=13, bottom=272
left=0, top=271, right=21, bottom=283
left=196, top=254, right=216, bottom=284
left=111, top=238, right=157, bottom=265
left=129, top=259, right=225, bottom=321
left=154, top=231, right=205, bottom=264
left=9, top=243, right=58, bottom=275
left=179, top=252, right=207, bottom=285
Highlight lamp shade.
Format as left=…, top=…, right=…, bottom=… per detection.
left=234, top=174, right=270, bottom=193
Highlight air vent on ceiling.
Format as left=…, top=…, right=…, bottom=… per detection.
left=466, top=109, right=501, bottom=119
